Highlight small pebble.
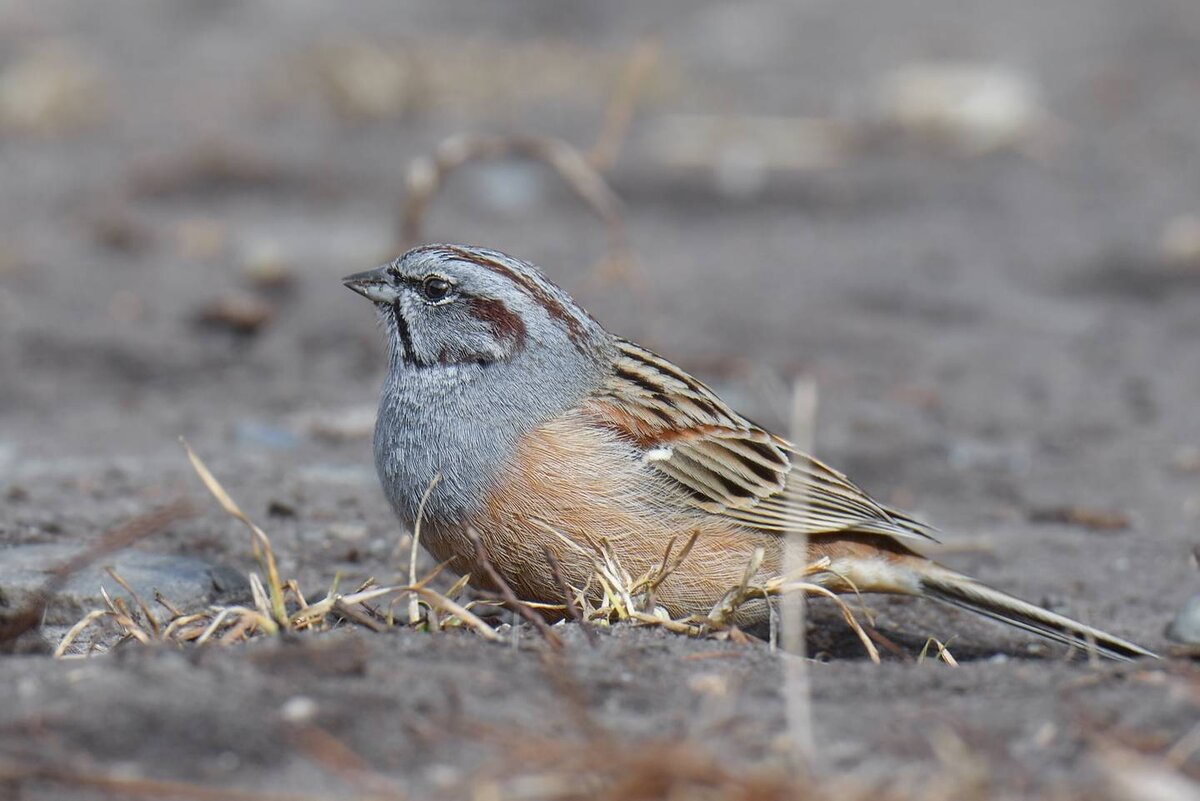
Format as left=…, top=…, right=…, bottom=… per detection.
left=326, top=523, right=367, bottom=542
left=195, top=293, right=274, bottom=335
left=1166, top=594, right=1200, bottom=644
left=240, top=239, right=296, bottom=291
left=279, top=696, right=317, bottom=723
left=267, top=499, right=297, bottom=518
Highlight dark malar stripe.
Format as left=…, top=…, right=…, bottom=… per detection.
left=391, top=303, right=423, bottom=367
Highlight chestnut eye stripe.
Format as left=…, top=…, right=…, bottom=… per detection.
left=440, top=245, right=597, bottom=351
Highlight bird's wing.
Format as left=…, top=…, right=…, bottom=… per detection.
left=583, top=339, right=937, bottom=543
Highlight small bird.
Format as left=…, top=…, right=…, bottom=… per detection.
left=345, top=244, right=1155, bottom=661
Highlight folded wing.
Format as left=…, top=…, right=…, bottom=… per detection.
left=585, top=339, right=937, bottom=543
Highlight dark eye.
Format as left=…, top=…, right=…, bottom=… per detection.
left=420, top=275, right=454, bottom=303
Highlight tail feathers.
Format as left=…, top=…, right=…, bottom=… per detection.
left=918, top=568, right=1157, bottom=662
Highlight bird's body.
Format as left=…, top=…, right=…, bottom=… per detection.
left=348, top=244, right=1155, bottom=660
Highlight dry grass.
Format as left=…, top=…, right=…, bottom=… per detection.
left=55, top=437, right=891, bottom=659
left=524, top=521, right=883, bottom=661
left=918, top=635, right=961, bottom=666
left=0, top=498, right=194, bottom=651
left=54, top=442, right=502, bottom=657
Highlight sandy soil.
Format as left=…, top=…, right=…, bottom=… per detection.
left=2, top=1, right=1199, bottom=798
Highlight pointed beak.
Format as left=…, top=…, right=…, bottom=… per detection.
left=343, top=266, right=400, bottom=304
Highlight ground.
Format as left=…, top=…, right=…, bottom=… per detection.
left=1, top=1, right=1199, bottom=798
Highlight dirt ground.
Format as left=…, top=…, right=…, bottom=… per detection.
left=2, top=1, right=1199, bottom=798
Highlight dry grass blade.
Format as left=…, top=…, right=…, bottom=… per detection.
left=444, top=573, right=472, bottom=602
left=764, top=567, right=881, bottom=664
left=542, top=545, right=597, bottom=646
left=332, top=599, right=386, bottom=632
left=705, top=546, right=766, bottom=626
left=182, top=439, right=288, bottom=627
left=161, top=612, right=212, bottom=640
left=645, top=531, right=700, bottom=599
left=594, top=537, right=636, bottom=617
left=53, top=611, right=112, bottom=658
left=918, top=636, right=960, bottom=667
left=409, top=586, right=502, bottom=642
left=246, top=573, right=280, bottom=634
left=155, top=591, right=184, bottom=618
left=802, top=584, right=880, bottom=663
left=783, top=375, right=819, bottom=767
left=408, top=473, right=441, bottom=625
left=285, top=579, right=310, bottom=609
left=104, top=595, right=152, bottom=646
left=470, top=529, right=563, bottom=650
left=195, top=607, right=241, bottom=645
left=588, top=37, right=660, bottom=170
left=104, top=565, right=161, bottom=638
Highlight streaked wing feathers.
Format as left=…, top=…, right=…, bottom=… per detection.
left=586, top=339, right=937, bottom=543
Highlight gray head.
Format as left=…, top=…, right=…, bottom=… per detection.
left=344, top=244, right=616, bottom=525
left=343, top=244, right=610, bottom=370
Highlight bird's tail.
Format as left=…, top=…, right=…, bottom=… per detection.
left=915, top=565, right=1156, bottom=662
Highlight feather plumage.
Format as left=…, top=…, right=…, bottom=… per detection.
left=587, top=339, right=938, bottom=543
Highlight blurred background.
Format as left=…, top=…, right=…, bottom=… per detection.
left=1, top=1, right=1199, bottom=797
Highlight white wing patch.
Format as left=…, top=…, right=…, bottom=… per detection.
left=641, top=446, right=674, bottom=464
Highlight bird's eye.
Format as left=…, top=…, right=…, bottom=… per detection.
left=420, top=275, right=454, bottom=303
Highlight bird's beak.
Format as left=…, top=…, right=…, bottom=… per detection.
left=342, top=266, right=400, bottom=304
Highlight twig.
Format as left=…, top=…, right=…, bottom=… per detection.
left=542, top=545, right=596, bottom=646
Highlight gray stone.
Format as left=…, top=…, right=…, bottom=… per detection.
left=0, top=544, right=249, bottom=625
left=1166, top=593, right=1200, bottom=644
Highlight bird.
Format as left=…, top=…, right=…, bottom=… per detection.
left=344, top=243, right=1155, bottom=661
